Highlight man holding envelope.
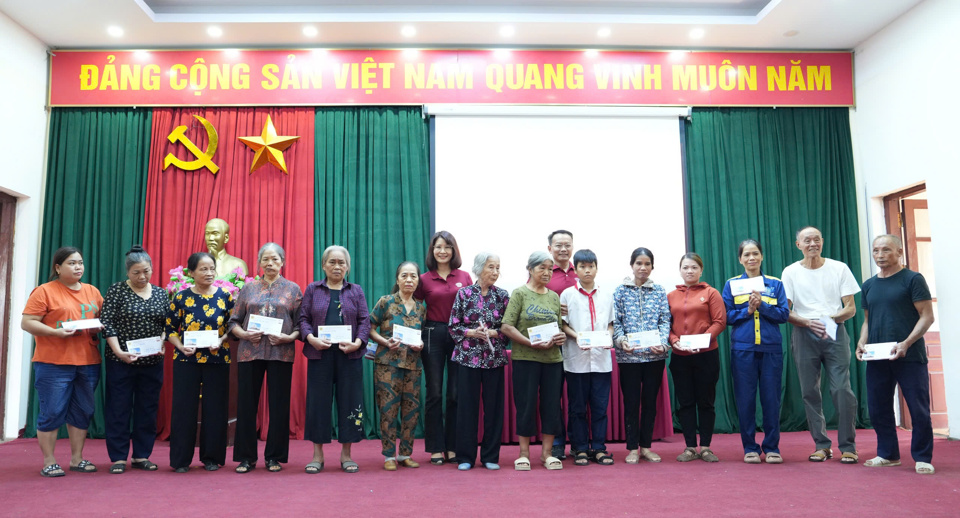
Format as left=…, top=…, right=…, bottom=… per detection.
left=856, top=234, right=935, bottom=474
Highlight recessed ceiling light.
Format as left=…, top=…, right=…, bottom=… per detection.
left=107, top=26, right=123, bottom=38
left=500, top=25, right=515, bottom=37
left=597, top=27, right=611, bottom=38
left=783, top=30, right=799, bottom=37
left=689, top=28, right=705, bottom=39
left=303, top=26, right=318, bottom=38
left=585, top=49, right=599, bottom=58
left=207, top=26, right=223, bottom=38
left=401, top=25, right=416, bottom=38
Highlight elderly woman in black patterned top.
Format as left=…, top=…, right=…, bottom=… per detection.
left=101, top=245, right=168, bottom=474
left=228, top=243, right=302, bottom=473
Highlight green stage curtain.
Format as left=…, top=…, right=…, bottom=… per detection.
left=677, top=107, right=869, bottom=435
left=25, top=108, right=153, bottom=438
left=314, top=107, right=431, bottom=439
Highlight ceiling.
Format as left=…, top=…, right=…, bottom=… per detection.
left=0, top=0, right=923, bottom=50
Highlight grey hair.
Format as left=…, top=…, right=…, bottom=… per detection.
left=526, top=250, right=553, bottom=271
left=125, top=245, right=152, bottom=271
left=321, top=245, right=351, bottom=271
left=258, top=242, right=286, bottom=263
left=471, top=252, right=500, bottom=277
left=873, top=234, right=903, bottom=248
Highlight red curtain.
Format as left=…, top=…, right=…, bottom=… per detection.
left=143, top=107, right=315, bottom=440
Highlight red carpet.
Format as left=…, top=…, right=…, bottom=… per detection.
left=1, top=430, right=958, bottom=517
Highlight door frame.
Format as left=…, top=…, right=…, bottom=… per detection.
left=0, top=191, right=17, bottom=434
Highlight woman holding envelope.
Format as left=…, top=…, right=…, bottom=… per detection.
left=612, top=247, right=672, bottom=465
left=101, top=245, right=167, bottom=474
left=368, top=261, right=427, bottom=471
left=721, top=239, right=789, bottom=464
left=166, top=252, right=235, bottom=473
left=299, top=245, right=370, bottom=474
left=667, top=253, right=727, bottom=463
left=228, top=242, right=302, bottom=474
left=501, top=251, right=566, bottom=471
left=449, top=252, right=510, bottom=471
left=21, top=246, right=104, bottom=477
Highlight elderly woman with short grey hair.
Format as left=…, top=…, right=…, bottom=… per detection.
left=228, top=242, right=303, bottom=473
left=449, top=252, right=510, bottom=471
left=501, top=251, right=567, bottom=471
left=101, top=245, right=168, bottom=474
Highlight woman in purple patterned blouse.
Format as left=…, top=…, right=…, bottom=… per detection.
left=448, top=252, right=510, bottom=470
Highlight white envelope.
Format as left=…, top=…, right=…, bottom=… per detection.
left=729, top=276, right=766, bottom=296
left=62, top=318, right=102, bottom=331
left=577, top=330, right=612, bottom=348
left=248, top=314, right=284, bottom=336
left=317, top=325, right=352, bottom=343
left=184, top=330, right=219, bottom=348
left=678, top=334, right=711, bottom=350
left=528, top=322, right=561, bottom=344
left=393, top=325, right=422, bottom=346
left=819, top=316, right=838, bottom=341
left=627, top=330, right=662, bottom=349
left=126, top=336, right=163, bottom=356
left=862, top=342, right=897, bottom=361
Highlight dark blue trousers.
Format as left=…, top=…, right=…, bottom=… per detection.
left=566, top=371, right=612, bottom=453
left=104, top=360, right=164, bottom=462
left=731, top=350, right=783, bottom=454
left=866, top=360, right=933, bottom=463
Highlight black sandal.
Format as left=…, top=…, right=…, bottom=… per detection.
left=266, top=460, right=282, bottom=472
left=429, top=456, right=444, bottom=465
left=235, top=461, right=254, bottom=473
left=130, top=460, right=158, bottom=471
left=69, top=460, right=97, bottom=473
left=592, top=450, right=615, bottom=466
left=110, top=462, right=127, bottom=474
left=41, top=464, right=65, bottom=478
left=574, top=451, right=590, bottom=466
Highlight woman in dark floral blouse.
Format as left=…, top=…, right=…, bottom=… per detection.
left=228, top=243, right=302, bottom=474
left=101, top=245, right=167, bottom=474
left=449, top=252, right=510, bottom=471
left=165, top=252, right=234, bottom=473
left=368, top=261, right=426, bottom=471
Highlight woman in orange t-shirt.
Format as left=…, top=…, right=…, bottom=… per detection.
left=21, top=246, right=104, bottom=478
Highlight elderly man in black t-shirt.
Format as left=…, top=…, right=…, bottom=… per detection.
left=856, top=234, right=936, bottom=474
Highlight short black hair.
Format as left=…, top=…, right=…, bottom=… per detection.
left=629, top=247, right=654, bottom=267
left=737, top=239, right=763, bottom=258
left=573, top=249, right=597, bottom=268
left=187, top=252, right=216, bottom=272
left=548, top=230, right=573, bottom=245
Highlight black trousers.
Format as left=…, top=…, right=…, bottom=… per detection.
left=422, top=321, right=459, bottom=454
left=512, top=360, right=563, bottom=437
left=455, top=365, right=504, bottom=466
left=169, top=361, right=229, bottom=469
left=233, top=360, right=293, bottom=464
left=104, top=360, right=163, bottom=462
left=669, top=349, right=720, bottom=448
left=304, top=351, right=364, bottom=444
left=618, top=361, right=664, bottom=450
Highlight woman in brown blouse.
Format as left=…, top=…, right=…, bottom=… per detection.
left=228, top=243, right=302, bottom=473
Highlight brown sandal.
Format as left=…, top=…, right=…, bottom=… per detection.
left=808, top=448, right=833, bottom=462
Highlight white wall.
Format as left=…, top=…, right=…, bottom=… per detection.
left=850, top=0, right=960, bottom=436
left=0, top=10, right=48, bottom=440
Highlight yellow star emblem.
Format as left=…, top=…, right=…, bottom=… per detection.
left=238, top=115, right=300, bottom=174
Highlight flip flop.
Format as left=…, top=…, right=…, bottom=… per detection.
left=915, top=462, right=935, bottom=474
left=514, top=457, right=531, bottom=471
left=542, top=456, right=563, bottom=470
left=110, top=462, right=127, bottom=474
left=341, top=460, right=359, bottom=473
left=69, top=460, right=97, bottom=473
left=41, top=464, right=65, bottom=478
left=304, top=461, right=323, bottom=474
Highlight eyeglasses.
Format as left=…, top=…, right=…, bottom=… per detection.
left=433, top=246, right=453, bottom=252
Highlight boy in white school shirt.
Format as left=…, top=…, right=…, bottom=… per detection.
left=560, top=249, right=615, bottom=466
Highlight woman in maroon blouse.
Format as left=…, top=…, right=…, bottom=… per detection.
left=414, top=231, right=473, bottom=464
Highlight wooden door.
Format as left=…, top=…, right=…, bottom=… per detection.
left=0, top=192, right=16, bottom=434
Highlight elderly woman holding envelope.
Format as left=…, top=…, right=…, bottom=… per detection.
left=612, top=247, right=672, bottom=465
left=368, top=261, right=427, bottom=471
left=501, top=251, right=566, bottom=471
left=166, top=252, right=235, bottom=473
left=228, top=243, right=302, bottom=474
left=721, top=239, right=789, bottom=464
left=667, top=253, right=727, bottom=463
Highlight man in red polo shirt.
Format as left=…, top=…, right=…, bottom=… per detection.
left=546, top=230, right=577, bottom=460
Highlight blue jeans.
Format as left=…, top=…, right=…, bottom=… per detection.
left=34, top=362, right=100, bottom=432
left=731, top=350, right=783, bottom=454
left=867, top=360, right=933, bottom=463
left=566, top=371, right=611, bottom=452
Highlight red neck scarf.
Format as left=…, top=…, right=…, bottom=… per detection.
left=578, top=286, right=597, bottom=330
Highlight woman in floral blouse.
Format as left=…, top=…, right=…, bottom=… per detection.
left=228, top=243, right=302, bottom=474
left=368, top=261, right=426, bottom=471
left=165, top=252, right=234, bottom=473
left=613, top=247, right=672, bottom=465
left=448, top=252, right=509, bottom=471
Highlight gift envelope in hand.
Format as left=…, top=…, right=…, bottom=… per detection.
left=62, top=318, right=102, bottom=331
left=729, top=276, right=765, bottom=296
left=184, top=330, right=219, bottom=348
left=528, top=322, right=561, bottom=344
left=862, top=342, right=897, bottom=361
left=627, top=330, right=661, bottom=349
left=393, top=325, right=422, bottom=346
left=317, top=325, right=352, bottom=343
left=127, top=336, right=163, bottom=356
left=577, top=330, right=612, bottom=348
left=248, top=314, right=283, bottom=335
left=678, top=334, right=711, bottom=351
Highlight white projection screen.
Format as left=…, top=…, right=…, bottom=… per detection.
left=433, top=108, right=688, bottom=294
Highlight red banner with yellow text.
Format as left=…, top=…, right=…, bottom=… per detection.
left=49, top=49, right=853, bottom=107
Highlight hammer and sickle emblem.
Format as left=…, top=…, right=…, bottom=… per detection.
left=163, top=115, right=220, bottom=174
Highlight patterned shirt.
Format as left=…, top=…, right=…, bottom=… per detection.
left=369, top=293, right=427, bottom=370
left=227, top=277, right=303, bottom=363
left=299, top=279, right=370, bottom=360
left=612, top=278, right=672, bottom=364
left=503, top=285, right=563, bottom=364
left=101, top=281, right=167, bottom=366
left=449, top=283, right=510, bottom=369
left=165, top=287, right=234, bottom=364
